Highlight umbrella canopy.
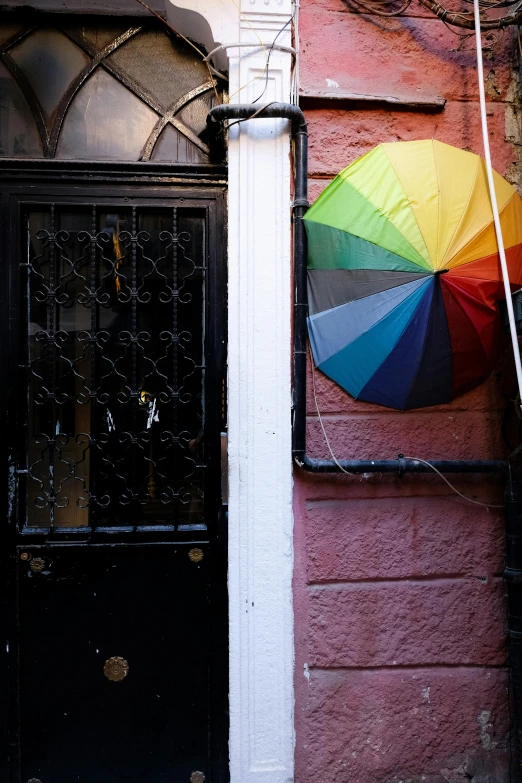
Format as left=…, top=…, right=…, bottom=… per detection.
left=304, top=140, right=522, bottom=410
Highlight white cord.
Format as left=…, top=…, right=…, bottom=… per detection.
left=291, top=0, right=300, bottom=106
left=309, top=344, right=354, bottom=474
left=403, top=456, right=504, bottom=508
left=310, top=346, right=503, bottom=505
left=203, top=42, right=296, bottom=61
left=474, top=0, right=522, bottom=410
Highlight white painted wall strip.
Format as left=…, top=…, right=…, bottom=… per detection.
left=166, top=3, right=296, bottom=778
left=226, top=3, right=295, bottom=782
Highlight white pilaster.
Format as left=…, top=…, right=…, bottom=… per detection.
left=167, top=2, right=295, bottom=780
left=227, top=4, right=294, bottom=782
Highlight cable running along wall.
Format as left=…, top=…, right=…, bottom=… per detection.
left=343, top=0, right=522, bottom=30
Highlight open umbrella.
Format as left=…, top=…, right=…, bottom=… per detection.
left=304, top=140, right=522, bottom=410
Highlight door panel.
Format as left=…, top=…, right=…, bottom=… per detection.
left=1, top=185, right=227, bottom=783
left=18, top=545, right=210, bottom=783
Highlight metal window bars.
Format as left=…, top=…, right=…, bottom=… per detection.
left=20, top=202, right=207, bottom=533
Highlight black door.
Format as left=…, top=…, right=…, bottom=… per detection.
left=1, top=186, right=228, bottom=783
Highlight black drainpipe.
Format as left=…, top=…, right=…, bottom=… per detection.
left=207, top=100, right=520, bottom=776
left=207, top=101, right=507, bottom=478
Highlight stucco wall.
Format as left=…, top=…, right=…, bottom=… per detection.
left=294, top=2, right=520, bottom=780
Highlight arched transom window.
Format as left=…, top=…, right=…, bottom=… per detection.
left=0, top=14, right=224, bottom=162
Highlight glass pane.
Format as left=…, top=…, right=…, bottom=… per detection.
left=65, top=21, right=133, bottom=54
left=26, top=208, right=93, bottom=529
left=0, top=24, right=24, bottom=45
left=10, top=29, right=89, bottom=118
left=57, top=68, right=159, bottom=161
left=0, top=61, right=42, bottom=156
left=151, top=124, right=207, bottom=164
left=107, top=29, right=210, bottom=111
left=25, top=205, right=206, bottom=530
left=178, top=91, right=214, bottom=138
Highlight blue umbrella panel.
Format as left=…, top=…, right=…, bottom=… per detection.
left=307, top=272, right=454, bottom=410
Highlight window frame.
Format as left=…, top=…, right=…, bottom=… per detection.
left=0, top=13, right=223, bottom=162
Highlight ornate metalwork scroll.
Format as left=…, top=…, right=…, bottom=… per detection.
left=22, top=203, right=207, bottom=531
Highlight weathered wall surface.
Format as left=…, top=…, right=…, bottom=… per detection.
left=294, top=2, right=520, bottom=780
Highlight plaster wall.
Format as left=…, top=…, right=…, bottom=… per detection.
left=294, top=3, right=520, bottom=781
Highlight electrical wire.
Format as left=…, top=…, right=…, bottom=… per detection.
left=225, top=102, right=278, bottom=133
left=402, top=456, right=504, bottom=507
left=136, top=0, right=296, bottom=110
left=227, top=0, right=270, bottom=101
left=251, top=16, right=293, bottom=104
left=309, top=344, right=354, bottom=474
left=219, top=14, right=295, bottom=133
left=474, top=0, right=522, bottom=412
left=133, top=0, right=227, bottom=81
left=343, top=0, right=522, bottom=29
left=310, top=346, right=504, bottom=506
left=228, top=12, right=295, bottom=106
left=291, top=0, right=300, bottom=105
left=348, top=0, right=413, bottom=16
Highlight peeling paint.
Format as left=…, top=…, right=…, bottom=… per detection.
left=477, top=710, right=495, bottom=750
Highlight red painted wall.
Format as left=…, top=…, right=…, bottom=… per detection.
left=294, top=2, right=519, bottom=779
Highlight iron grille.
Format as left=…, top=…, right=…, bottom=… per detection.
left=19, top=202, right=208, bottom=533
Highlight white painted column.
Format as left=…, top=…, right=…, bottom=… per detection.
left=167, top=2, right=295, bottom=779
left=226, top=4, right=294, bottom=783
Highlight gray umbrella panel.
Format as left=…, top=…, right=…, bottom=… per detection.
left=307, top=269, right=431, bottom=316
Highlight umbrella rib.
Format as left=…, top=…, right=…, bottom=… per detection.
left=307, top=269, right=431, bottom=316
left=335, top=177, right=432, bottom=272
left=355, top=283, right=434, bottom=403
left=433, top=138, right=442, bottom=269
left=439, top=155, right=483, bottom=269
left=444, top=191, right=520, bottom=272
left=449, top=262, right=522, bottom=285
left=380, top=142, right=435, bottom=271
left=316, top=279, right=432, bottom=389
left=441, top=278, right=496, bottom=363
left=401, top=280, right=439, bottom=410
left=305, top=218, right=431, bottom=274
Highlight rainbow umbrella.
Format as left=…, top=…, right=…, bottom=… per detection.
left=304, top=140, right=522, bottom=410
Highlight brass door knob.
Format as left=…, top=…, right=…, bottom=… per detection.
left=190, top=773, right=205, bottom=783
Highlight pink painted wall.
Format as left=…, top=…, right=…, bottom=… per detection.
left=294, top=3, right=520, bottom=780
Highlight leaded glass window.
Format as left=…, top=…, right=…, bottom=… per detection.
left=0, top=14, right=223, bottom=162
